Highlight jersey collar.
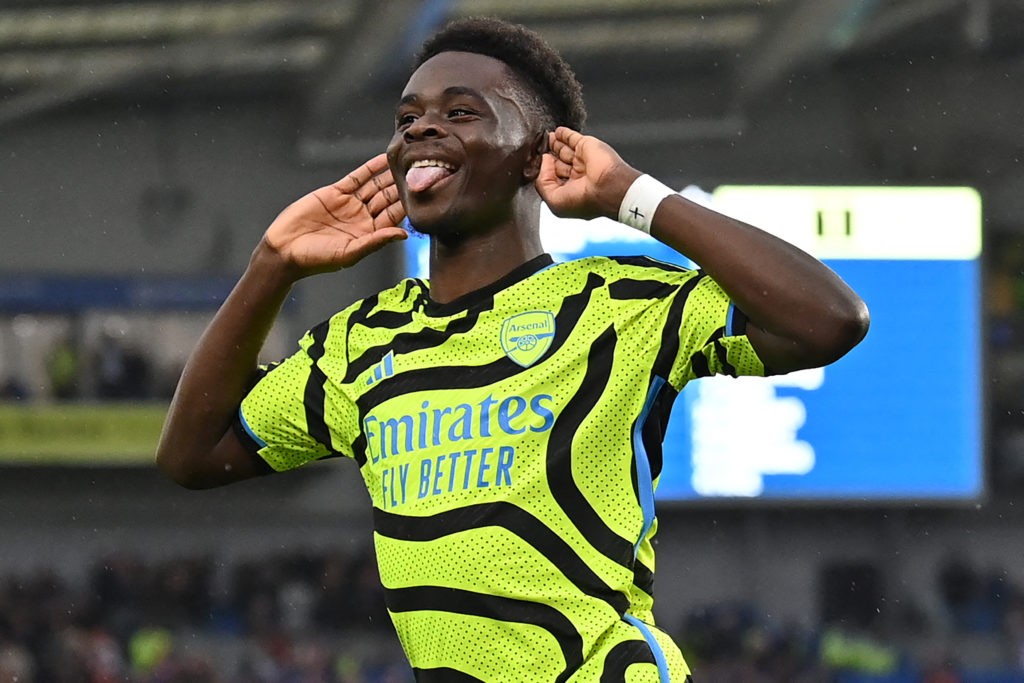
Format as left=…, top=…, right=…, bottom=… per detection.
left=421, top=253, right=554, bottom=317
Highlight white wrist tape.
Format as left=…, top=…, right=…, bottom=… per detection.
left=617, top=174, right=675, bottom=233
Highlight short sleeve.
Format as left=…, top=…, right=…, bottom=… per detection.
left=668, top=273, right=766, bottom=388
left=237, top=328, right=357, bottom=472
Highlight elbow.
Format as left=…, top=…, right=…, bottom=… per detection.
left=840, top=297, right=871, bottom=354
left=819, top=298, right=871, bottom=365
left=748, top=295, right=870, bottom=375
left=155, top=446, right=214, bottom=490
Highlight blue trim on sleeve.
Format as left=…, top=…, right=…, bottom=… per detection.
left=632, top=376, right=664, bottom=556
left=623, top=614, right=671, bottom=683
left=237, top=408, right=268, bottom=450
left=725, top=302, right=737, bottom=337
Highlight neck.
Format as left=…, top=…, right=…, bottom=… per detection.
left=427, top=198, right=543, bottom=304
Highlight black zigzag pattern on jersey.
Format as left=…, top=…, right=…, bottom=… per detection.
left=624, top=273, right=699, bottom=509
left=345, top=290, right=383, bottom=335
left=548, top=271, right=605, bottom=355
left=607, top=278, right=678, bottom=301
left=354, top=280, right=425, bottom=331
left=607, top=255, right=688, bottom=273
left=640, top=381, right=678, bottom=484
left=387, top=585, right=583, bottom=683
left=598, top=639, right=656, bottom=682
left=653, top=271, right=704, bottom=376
left=343, top=306, right=488, bottom=384
left=626, top=273, right=700, bottom=502
left=412, top=668, right=484, bottom=682
left=347, top=309, right=498, bottom=467
left=689, top=350, right=711, bottom=378
left=360, top=309, right=416, bottom=330
left=546, top=324, right=635, bottom=569
left=373, top=504, right=630, bottom=614
left=351, top=440, right=367, bottom=467
left=402, top=278, right=423, bottom=303
left=606, top=278, right=679, bottom=301
left=689, top=328, right=737, bottom=378
left=302, top=320, right=340, bottom=457
left=353, top=271, right=605, bottom=407
left=349, top=274, right=603, bottom=465
left=711, top=330, right=739, bottom=376
left=341, top=289, right=411, bottom=381
left=633, top=558, right=654, bottom=598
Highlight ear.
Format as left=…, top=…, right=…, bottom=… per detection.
left=521, top=129, right=549, bottom=184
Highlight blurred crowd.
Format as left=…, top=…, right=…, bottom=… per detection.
left=679, top=555, right=1024, bottom=683
left=3, top=550, right=1024, bottom=682
left=0, top=332, right=173, bottom=405
left=0, top=550, right=408, bottom=683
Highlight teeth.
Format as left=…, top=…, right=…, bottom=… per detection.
left=410, top=159, right=455, bottom=170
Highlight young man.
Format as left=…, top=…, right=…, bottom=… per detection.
left=157, top=18, right=869, bottom=683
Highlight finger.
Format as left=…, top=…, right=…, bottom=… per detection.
left=549, top=133, right=579, bottom=165
left=354, top=168, right=395, bottom=203
left=334, top=154, right=390, bottom=194
left=554, top=158, right=574, bottom=180
left=338, top=228, right=408, bottom=268
left=554, top=142, right=576, bottom=165
left=367, top=225, right=407, bottom=243
left=534, top=155, right=563, bottom=200
left=539, top=152, right=573, bottom=182
left=537, top=154, right=557, bottom=182
left=375, top=201, right=408, bottom=230
left=553, top=126, right=584, bottom=150
left=365, top=183, right=400, bottom=216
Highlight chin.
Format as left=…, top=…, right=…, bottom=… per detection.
left=405, top=209, right=467, bottom=240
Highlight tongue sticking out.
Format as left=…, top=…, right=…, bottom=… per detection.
left=406, top=165, right=453, bottom=193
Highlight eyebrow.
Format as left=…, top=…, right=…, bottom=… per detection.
left=398, top=86, right=486, bottom=107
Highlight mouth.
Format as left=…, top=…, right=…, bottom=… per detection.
left=405, top=158, right=459, bottom=194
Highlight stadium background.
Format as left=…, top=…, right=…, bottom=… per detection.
left=1, top=0, right=1023, bottom=680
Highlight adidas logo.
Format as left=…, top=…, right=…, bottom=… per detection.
left=366, top=350, right=396, bottom=386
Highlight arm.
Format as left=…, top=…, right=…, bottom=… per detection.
left=535, top=127, right=869, bottom=374
left=156, top=154, right=407, bottom=489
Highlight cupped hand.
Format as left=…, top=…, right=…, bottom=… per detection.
left=534, top=127, right=641, bottom=221
left=262, top=153, right=407, bottom=277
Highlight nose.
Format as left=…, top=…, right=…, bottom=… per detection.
left=404, top=112, right=447, bottom=142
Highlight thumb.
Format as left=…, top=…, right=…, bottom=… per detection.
left=534, top=153, right=561, bottom=202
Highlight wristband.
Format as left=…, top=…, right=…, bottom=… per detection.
left=617, top=174, right=676, bottom=234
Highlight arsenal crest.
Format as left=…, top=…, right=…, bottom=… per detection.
left=500, top=311, right=556, bottom=368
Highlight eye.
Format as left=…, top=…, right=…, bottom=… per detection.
left=448, top=108, right=478, bottom=120
left=396, top=113, right=418, bottom=129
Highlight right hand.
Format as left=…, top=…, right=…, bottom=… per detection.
left=261, top=153, right=408, bottom=278
left=536, top=127, right=639, bottom=222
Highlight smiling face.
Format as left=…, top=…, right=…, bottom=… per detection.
left=386, top=51, right=543, bottom=239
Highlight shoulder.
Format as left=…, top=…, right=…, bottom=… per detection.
left=327, top=278, right=426, bottom=326
left=551, top=255, right=696, bottom=284
left=541, top=256, right=720, bottom=310
left=299, top=278, right=426, bottom=351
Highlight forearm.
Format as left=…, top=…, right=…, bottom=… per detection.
left=539, top=127, right=868, bottom=371
left=649, top=194, right=869, bottom=372
left=156, top=242, right=296, bottom=484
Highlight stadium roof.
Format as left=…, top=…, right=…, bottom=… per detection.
left=1, top=0, right=1021, bottom=124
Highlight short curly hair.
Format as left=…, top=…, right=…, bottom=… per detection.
left=414, top=17, right=587, bottom=132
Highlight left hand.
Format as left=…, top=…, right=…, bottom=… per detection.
left=261, top=153, right=407, bottom=278
left=535, top=126, right=641, bottom=221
